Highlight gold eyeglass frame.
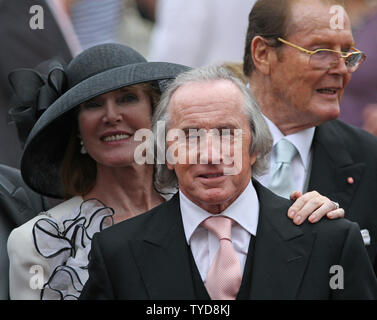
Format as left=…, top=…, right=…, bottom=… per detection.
left=277, top=37, right=366, bottom=72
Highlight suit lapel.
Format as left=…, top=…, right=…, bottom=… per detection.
left=130, top=194, right=197, bottom=299
left=308, top=121, right=365, bottom=215
left=249, top=182, right=316, bottom=299
left=130, top=183, right=318, bottom=299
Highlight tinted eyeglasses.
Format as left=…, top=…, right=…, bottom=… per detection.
left=277, top=37, right=366, bottom=73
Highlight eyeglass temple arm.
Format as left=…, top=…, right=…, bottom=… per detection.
left=277, top=37, right=313, bottom=55
left=278, top=37, right=363, bottom=57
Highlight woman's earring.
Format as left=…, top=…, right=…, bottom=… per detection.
left=80, top=140, right=87, bottom=154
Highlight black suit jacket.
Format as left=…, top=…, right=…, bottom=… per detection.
left=80, top=182, right=377, bottom=300
left=308, top=120, right=377, bottom=268
left=0, top=164, right=48, bottom=299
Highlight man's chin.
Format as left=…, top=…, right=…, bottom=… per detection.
left=309, top=102, right=340, bottom=124
left=321, top=105, right=340, bottom=121
left=195, top=189, right=236, bottom=209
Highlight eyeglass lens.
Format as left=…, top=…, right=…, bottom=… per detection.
left=309, top=51, right=363, bottom=71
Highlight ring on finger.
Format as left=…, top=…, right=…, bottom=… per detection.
left=331, top=201, right=340, bottom=210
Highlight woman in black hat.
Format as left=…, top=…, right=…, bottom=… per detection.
left=7, top=43, right=189, bottom=300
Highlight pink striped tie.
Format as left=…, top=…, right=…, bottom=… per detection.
left=202, top=216, right=242, bottom=300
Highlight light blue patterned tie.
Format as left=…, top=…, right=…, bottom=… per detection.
left=268, top=139, right=297, bottom=199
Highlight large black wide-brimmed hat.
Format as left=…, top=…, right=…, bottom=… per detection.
left=15, top=43, right=190, bottom=198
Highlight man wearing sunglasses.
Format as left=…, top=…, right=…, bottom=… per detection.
left=244, top=0, right=377, bottom=271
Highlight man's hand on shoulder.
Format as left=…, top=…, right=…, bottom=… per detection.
left=288, top=191, right=345, bottom=225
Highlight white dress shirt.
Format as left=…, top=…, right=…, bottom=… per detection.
left=180, top=181, right=259, bottom=281
left=255, top=115, right=315, bottom=194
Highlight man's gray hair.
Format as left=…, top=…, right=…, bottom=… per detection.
left=152, top=64, right=273, bottom=193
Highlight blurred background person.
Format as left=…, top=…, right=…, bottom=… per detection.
left=148, top=0, right=257, bottom=67
left=133, top=0, right=156, bottom=22
left=119, top=0, right=156, bottom=57
left=339, top=0, right=377, bottom=136
left=0, top=0, right=74, bottom=168
left=362, top=103, right=377, bottom=136
left=69, top=0, right=126, bottom=50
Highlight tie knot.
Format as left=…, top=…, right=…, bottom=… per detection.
left=275, top=139, right=297, bottom=164
left=202, top=216, right=233, bottom=241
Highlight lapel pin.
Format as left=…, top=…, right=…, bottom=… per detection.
left=347, top=177, right=354, bottom=184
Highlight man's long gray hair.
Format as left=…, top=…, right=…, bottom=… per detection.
left=152, top=64, right=273, bottom=194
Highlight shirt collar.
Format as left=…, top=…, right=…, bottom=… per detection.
left=180, top=180, right=259, bottom=244
left=263, top=115, right=315, bottom=169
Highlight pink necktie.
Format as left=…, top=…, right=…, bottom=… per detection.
left=202, top=216, right=242, bottom=300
